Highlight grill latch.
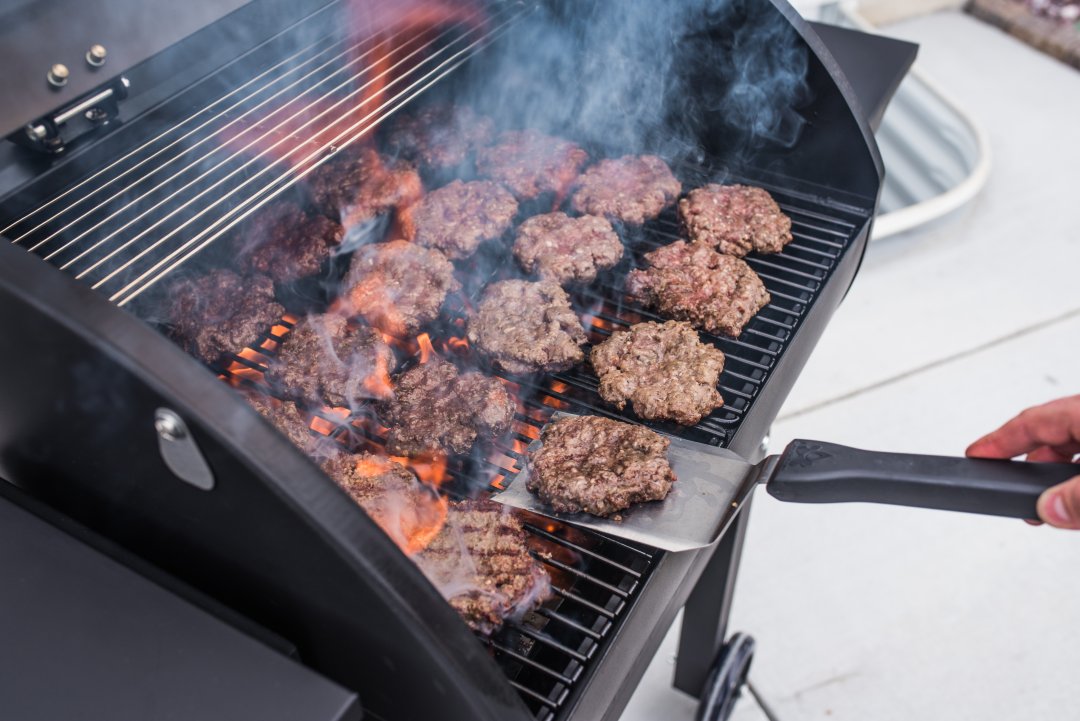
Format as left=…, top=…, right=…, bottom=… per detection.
left=16, top=76, right=130, bottom=155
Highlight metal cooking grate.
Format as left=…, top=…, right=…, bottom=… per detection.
left=205, top=178, right=864, bottom=720
left=1, top=0, right=529, bottom=306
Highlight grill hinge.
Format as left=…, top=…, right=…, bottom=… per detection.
left=13, top=76, right=130, bottom=155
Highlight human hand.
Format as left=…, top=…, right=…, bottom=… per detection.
left=966, top=394, right=1080, bottom=529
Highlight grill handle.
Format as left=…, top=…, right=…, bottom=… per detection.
left=765, top=439, right=1078, bottom=519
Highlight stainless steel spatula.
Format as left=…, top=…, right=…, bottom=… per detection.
left=493, top=422, right=1077, bottom=552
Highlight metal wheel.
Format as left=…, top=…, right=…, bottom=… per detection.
left=695, top=632, right=756, bottom=721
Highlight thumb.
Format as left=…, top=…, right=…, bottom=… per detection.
left=1036, top=475, right=1080, bottom=530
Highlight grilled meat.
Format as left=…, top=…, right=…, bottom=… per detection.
left=468, top=279, right=588, bottom=375
left=384, top=104, right=494, bottom=173
left=590, top=320, right=725, bottom=425
left=232, top=201, right=344, bottom=282
left=513, top=212, right=622, bottom=286
left=308, top=146, right=422, bottom=230
left=344, top=240, right=460, bottom=336
left=321, top=452, right=446, bottom=554
left=570, top=155, right=681, bottom=225
left=246, top=394, right=315, bottom=451
left=166, top=269, right=284, bottom=363
left=678, top=184, right=793, bottom=256
left=416, top=499, right=551, bottom=634
left=400, top=180, right=518, bottom=260
left=268, top=313, right=395, bottom=407
left=381, top=355, right=515, bottom=456
left=626, top=241, right=769, bottom=337
left=475, top=129, right=588, bottom=201
left=527, top=415, right=675, bottom=517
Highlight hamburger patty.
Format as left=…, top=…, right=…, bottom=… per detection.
left=678, top=184, right=793, bottom=256
left=467, top=279, right=588, bottom=375
left=527, top=415, right=676, bottom=517
left=570, top=155, right=681, bottom=225
left=401, top=180, right=518, bottom=260
left=415, top=499, right=551, bottom=634
left=232, top=201, right=345, bottom=282
left=166, top=269, right=284, bottom=363
left=308, top=146, right=422, bottom=230
left=344, top=240, right=460, bottom=336
left=268, top=313, right=396, bottom=407
left=475, top=129, right=588, bottom=200
left=512, top=212, right=623, bottom=285
left=384, top=104, right=494, bottom=173
left=381, top=355, right=516, bottom=456
left=626, top=241, right=770, bottom=337
left=321, top=452, right=446, bottom=554
left=590, top=320, right=725, bottom=425
left=246, top=394, right=315, bottom=451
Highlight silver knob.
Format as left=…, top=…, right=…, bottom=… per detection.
left=86, top=44, right=106, bottom=67
left=47, top=63, right=69, bottom=88
left=154, top=408, right=188, bottom=442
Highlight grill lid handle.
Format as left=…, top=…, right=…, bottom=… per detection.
left=765, top=439, right=1077, bottom=519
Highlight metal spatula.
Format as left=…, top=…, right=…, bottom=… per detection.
left=493, top=422, right=1078, bottom=552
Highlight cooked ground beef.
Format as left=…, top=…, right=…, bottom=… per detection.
left=678, top=184, right=793, bottom=256
left=570, top=155, right=681, bottom=225
left=268, top=313, right=395, bottom=407
left=400, top=180, right=518, bottom=260
left=590, top=320, right=725, bottom=425
left=475, top=129, right=588, bottom=200
left=381, top=355, right=515, bottom=456
left=527, top=415, right=676, bottom=517
left=246, top=394, right=314, bottom=451
left=307, top=146, right=422, bottom=230
left=415, top=499, right=550, bottom=634
left=626, top=241, right=770, bottom=337
left=467, top=279, right=588, bottom=375
left=344, top=240, right=460, bottom=336
left=166, top=269, right=284, bottom=363
left=231, top=201, right=344, bottom=282
left=512, top=212, right=622, bottom=285
left=384, top=104, right=494, bottom=172
left=321, top=452, right=447, bottom=554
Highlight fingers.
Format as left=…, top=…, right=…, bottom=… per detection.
left=1037, top=475, right=1080, bottom=530
left=966, top=395, right=1080, bottom=460
left=1026, top=446, right=1078, bottom=464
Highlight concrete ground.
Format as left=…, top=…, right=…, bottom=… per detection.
left=621, top=9, right=1080, bottom=721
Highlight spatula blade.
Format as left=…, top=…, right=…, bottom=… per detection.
left=492, top=431, right=755, bottom=552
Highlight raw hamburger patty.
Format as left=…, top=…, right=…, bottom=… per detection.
left=468, top=279, right=588, bottom=375
left=590, top=321, right=725, bottom=425
left=166, top=269, right=285, bottom=363
left=475, top=129, right=588, bottom=200
left=384, top=104, right=494, bottom=172
left=527, top=415, right=676, bottom=517
left=344, top=240, right=460, bottom=336
left=678, top=184, right=793, bottom=256
left=400, top=180, right=518, bottom=260
left=308, top=146, right=422, bottom=230
left=416, top=499, right=550, bottom=634
left=381, top=355, right=516, bottom=456
left=268, top=313, right=395, bottom=407
left=246, top=394, right=314, bottom=451
left=570, top=155, right=681, bottom=225
left=232, top=201, right=344, bottom=282
left=626, top=241, right=770, bottom=337
left=321, top=453, right=446, bottom=554
left=513, top=212, right=622, bottom=285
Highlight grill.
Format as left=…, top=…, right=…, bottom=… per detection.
left=0, top=2, right=911, bottom=720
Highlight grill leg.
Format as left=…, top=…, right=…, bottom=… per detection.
left=673, top=492, right=754, bottom=698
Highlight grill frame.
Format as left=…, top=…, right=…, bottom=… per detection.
left=0, top=1, right=888, bottom=720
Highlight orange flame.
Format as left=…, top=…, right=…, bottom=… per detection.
left=393, top=451, right=449, bottom=489
left=361, top=352, right=394, bottom=400
left=416, top=332, right=435, bottom=364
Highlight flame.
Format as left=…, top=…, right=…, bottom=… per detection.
left=397, top=494, right=449, bottom=555
left=361, top=352, right=394, bottom=400
left=393, top=451, right=449, bottom=489
left=311, top=406, right=350, bottom=436
left=416, top=332, right=435, bottom=364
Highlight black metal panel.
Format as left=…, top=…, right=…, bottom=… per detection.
left=0, top=240, right=532, bottom=721
left=0, top=482, right=361, bottom=721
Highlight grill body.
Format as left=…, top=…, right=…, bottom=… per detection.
left=0, top=1, right=900, bottom=720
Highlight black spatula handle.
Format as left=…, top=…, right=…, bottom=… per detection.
left=766, top=439, right=1079, bottom=519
